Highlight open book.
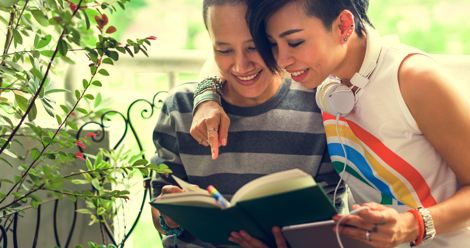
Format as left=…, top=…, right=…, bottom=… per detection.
left=150, top=169, right=338, bottom=246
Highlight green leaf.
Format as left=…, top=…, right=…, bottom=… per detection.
left=0, top=0, right=20, bottom=8
left=97, top=207, right=106, bottom=215
left=5, top=60, right=23, bottom=71
left=59, top=131, right=68, bottom=138
left=61, top=55, right=75, bottom=64
left=76, top=209, right=93, bottom=214
left=14, top=93, right=28, bottom=112
left=12, top=139, right=24, bottom=149
left=90, top=65, right=97, bottom=75
left=67, top=194, right=76, bottom=202
left=58, top=39, right=68, bottom=56
left=124, top=46, right=133, bottom=57
left=91, top=178, right=100, bottom=190
left=54, top=192, right=63, bottom=200
left=82, top=79, right=89, bottom=88
left=132, top=159, right=148, bottom=166
left=84, top=94, right=94, bottom=100
left=116, top=47, right=126, bottom=54
left=30, top=194, right=43, bottom=203
left=0, top=157, right=12, bottom=168
left=98, top=69, right=109, bottom=76
left=31, top=148, right=41, bottom=160
left=14, top=175, right=22, bottom=184
left=36, top=34, right=52, bottom=49
left=31, top=68, right=43, bottom=80
left=133, top=43, right=140, bottom=54
left=29, top=173, right=41, bottom=186
left=76, top=108, right=88, bottom=115
left=41, top=98, right=55, bottom=117
left=28, top=102, right=38, bottom=122
left=95, top=152, right=103, bottom=168
left=108, top=51, right=119, bottom=61
left=31, top=199, right=39, bottom=209
left=66, top=121, right=78, bottom=131
left=94, top=93, right=102, bottom=108
left=60, top=104, right=69, bottom=113
left=2, top=116, right=14, bottom=128
left=75, top=89, right=80, bottom=100
left=71, top=179, right=89, bottom=184
left=40, top=50, right=54, bottom=57
left=31, top=10, right=49, bottom=27
left=91, top=81, right=102, bottom=87
left=86, top=157, right=93, bottom=170
left=31, top=50, right=40, bottom=59
left=117, top=2, right=125, bottom=10
left=83, top=11, right=90, bottom=30
left=56, top=114, right=62, bottom=126
left=45, top=89, right=71, bottom=94
left=101, top=58, right=113, bottom=65
left=12, top=29, right=23, bottom=45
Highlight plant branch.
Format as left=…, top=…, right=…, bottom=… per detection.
left=3, top=44, right=136, bottom=56
left=63, top=165, right=145, bottom=178
left=0, top=0, right=86, bottom=206
left=0, top=183, right=44, bottom=210
left=0, top=87, right=28, bottom=93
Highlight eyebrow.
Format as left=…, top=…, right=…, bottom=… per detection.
left=215, top=39, right=254, bottom=46
left=279, top=29, right=304, bottom=38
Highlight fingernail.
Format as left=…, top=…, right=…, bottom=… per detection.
left=240, top=231, right=248, bottom=237
left=222, top=138, right=227, bottom=146
left=212, top=152, right=216, bottom=160
left=231, top=232, right=240, bottom=238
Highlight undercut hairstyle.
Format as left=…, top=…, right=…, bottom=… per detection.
left=202, top=0, right=248, bottom=30
left=247, top=0, right=373, bottom=73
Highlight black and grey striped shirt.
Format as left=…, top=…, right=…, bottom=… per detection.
left=151, top=78, right=345, bottom=248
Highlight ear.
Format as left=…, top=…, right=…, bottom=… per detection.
left=337, top=10, right=355, bottom=45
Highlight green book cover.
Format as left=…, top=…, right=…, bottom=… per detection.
left=150, top=169, right=338, bottom=246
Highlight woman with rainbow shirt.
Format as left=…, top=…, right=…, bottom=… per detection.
left=190, top=0, right=470, bottom=247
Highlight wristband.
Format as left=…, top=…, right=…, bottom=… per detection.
left=193, top=91, right=222, bottom=115
left=159, top=213, right=184, bottom=247
left=408, top=209, right=424, bottom=247
left=194, top=75, right=224, bottom=98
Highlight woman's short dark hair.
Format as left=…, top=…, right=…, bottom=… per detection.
left=202, top=0, right=248, bottom=30
left=247, top=0, right=373, bottom=73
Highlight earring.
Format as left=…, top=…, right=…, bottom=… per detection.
left=343, top=38, right=348, bottom=42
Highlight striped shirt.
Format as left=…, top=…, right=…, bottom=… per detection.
left=151, top=78, right=344, bottom=248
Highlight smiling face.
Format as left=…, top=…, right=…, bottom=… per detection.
left=265, top=2, right=347, bottom=88
left=207, top=3, right=281, bottom=107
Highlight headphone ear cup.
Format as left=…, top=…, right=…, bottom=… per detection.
left=316, top=81, right=355, bottom=116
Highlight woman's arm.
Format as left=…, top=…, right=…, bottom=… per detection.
left=334, top=54, right=470, bottom=247
left=399, top=54, right=470, bottom=234
left=191, top=57, right=231, bottom=159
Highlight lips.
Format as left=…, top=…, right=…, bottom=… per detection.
left=233, top=70, right=263, bottom=86
left=288, top=68, right=309, bottom=82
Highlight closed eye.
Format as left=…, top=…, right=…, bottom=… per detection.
left=216, top=49, right=232, bottom=54
left=289, top=41, right=304, bottom=48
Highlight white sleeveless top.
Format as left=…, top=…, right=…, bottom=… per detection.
left=323, top=34, right=470, bottom=247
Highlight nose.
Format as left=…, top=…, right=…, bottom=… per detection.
left=233, top=52, right=254, bottom=75
left=276, top=46, right=295, bottom=69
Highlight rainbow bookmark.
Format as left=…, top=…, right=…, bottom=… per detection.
left=207, top=185, right=229, bottom=207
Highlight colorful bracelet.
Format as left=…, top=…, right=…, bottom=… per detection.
left=192, top=91, right=222, bottom=115
left=408, top=208, right=424, bottom=247
left=159, top=213, right=184, bottom=247
left=194, top=75, right=224, bottom=98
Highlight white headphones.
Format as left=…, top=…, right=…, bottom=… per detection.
left=315, top=25, right=382, bottom=117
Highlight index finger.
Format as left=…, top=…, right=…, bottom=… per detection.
left=208, top=128, right=219, bottom=159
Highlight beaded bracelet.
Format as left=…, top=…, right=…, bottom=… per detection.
left=193, top=91, right=222, bottom=115
left=194, top=75, right=224, bottom=98
left=159, top=213, right=184, bottom=247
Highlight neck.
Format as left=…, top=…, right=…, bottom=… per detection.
left=222, top=74, right=283, bottom=107
left=333, top=32, right=368, bottom=87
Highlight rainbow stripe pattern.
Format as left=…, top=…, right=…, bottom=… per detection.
left=323, top=113, right=436, bottom=208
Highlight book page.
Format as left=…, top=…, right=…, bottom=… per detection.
left=157, top=192, right=221, bottom=208
left=231, top=169, right=316, bottom=203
